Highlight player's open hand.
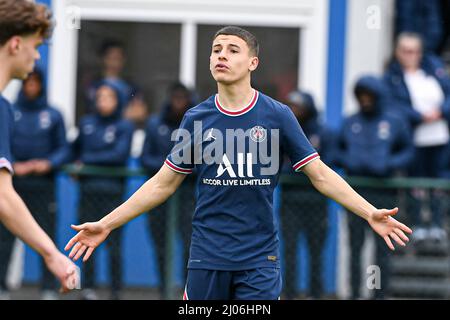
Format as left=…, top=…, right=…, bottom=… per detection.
left=368, top=207, right=413, bottom=250
left=44, top=251, right=80, bottom=293
left=64, top=221, right=111, bottom=262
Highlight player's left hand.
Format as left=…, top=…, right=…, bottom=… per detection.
left=43, top=251, right=80, bottom=293
left=32, top=159, right=52, bottom=175
left=65, top=221, right=111, bottom=262
left=367, top=207, right=413, bottom=250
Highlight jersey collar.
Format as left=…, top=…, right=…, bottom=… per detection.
left=214, top=89, right=259, bottom=117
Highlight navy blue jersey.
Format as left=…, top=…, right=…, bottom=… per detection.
left=0, top=94, right=14, bottom=174
left=166, top=90, right=319, bottom=270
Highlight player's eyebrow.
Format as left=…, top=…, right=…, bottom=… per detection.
left=229, top=44, right=241, bottom=49
left=212, top=43, right=241, bottom=49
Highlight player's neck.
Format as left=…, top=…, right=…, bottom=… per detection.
left=216, top=83, right=254, bottom=111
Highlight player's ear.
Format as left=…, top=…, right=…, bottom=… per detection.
left=249, top=56, right=259, bottom=72
left=7, top=36, right=22, bottom=55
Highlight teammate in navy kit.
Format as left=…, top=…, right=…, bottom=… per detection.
left=0, top=0, right=78, bottom=293
left=65, top=26, right=413, bottom=300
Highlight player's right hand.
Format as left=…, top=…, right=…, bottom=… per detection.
left=64, top=221, right=111, bottom=262
left=44, top=251, right=80, bottom=293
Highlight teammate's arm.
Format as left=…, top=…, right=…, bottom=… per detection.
left=0, top=169, right=78, bottom=292
left=0, top=169, right=57, bottom=256
left=301, top=158, right=412, bottom=250
left=65, top=164, right=186, bottom=261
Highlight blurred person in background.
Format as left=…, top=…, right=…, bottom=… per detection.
left=279, top=90, right=333, bottom=299
left=440, top=142, right=450, bottom=221
left=140, top=82, right=196, bottom=298
left=84, top=40, right=148, bottom=128
left=336, top=75, right=414, bottom=299
left=440, top=142, right=450, bottom=179
left=384, top=32, right=450, bottom=243
left=71, top=82, right=134, bottom=300
left=0, top=0, right=79, bottom=299
left=395, top=0, right=444, bottom=55
left=0, top=68, right=70, bottom=300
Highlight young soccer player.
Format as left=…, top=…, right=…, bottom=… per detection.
left=0, top=0, right=78, bottom=293
left=65, top=26, right=412, bottom=300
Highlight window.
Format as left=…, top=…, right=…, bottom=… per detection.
left=76, top=21, right=181, bottom=123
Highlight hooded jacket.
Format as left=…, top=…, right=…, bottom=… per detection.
left=383, top=54, right=450, bottom=126
left=336, top=76, right=415, bottom=177
left=72, top=82, right=134, bottom=191
left=140, top=98, right=193, bottom=172
left=73, top=81, right=134, bottom=165
left=11, top=69, right=69, bottom=170
left=282, top=91, right=334, bottom=173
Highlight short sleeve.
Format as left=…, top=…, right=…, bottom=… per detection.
left=280, top=105, right=320, bottom=172
left=0, top=99, right=13, bottom=174
left=165, top=112, right=195, bottom=174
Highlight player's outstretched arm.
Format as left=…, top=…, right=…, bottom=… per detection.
left=301, top=159, right=413, bottom=250
left=65, top=164, right=186, bottom=261
left=0, top=169, right=79, bottom=292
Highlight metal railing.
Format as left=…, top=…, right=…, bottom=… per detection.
left=56, top=165, right=450, bottom=299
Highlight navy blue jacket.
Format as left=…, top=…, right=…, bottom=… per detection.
left=395, top=0, right=443, bottom=53
left=282, top=92, right=334, bottom=174
left=73, top=114, right=134, bottom=166
left=11, top=77, right=69, bottom=169
left=72, top=83, right=134, bottom=191
left=440, top=143, right=450, bottom=179
left=383, top=54, right=450, bottom=126
left=336, top=76, right=415, bottom=177
left=141, top=101, right=192, bottom=173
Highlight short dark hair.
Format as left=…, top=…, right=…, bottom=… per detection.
left=169, top=81, right=189, bottom=95
left=0, top=0, right=53, bottom=46
left=99, top=39, right=125, bottom=57
left=214, top=26, right=259, bottom=57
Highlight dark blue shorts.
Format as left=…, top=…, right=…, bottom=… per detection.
left=183, top=268, right=282, bottom=300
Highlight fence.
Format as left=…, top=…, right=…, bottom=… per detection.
left=2, top=164, right=450, bottom=299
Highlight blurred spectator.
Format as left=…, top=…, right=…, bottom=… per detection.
left=437, top=0, right=450, bottom=56
left=279, top=90, right=333, bottom=299
left=71, top=82, right=134, bottom=300
left=384, top=32, right=450, bottom=242
left=336, top=75, right=414, bottom=299
left=85, top=40, right=148, bottom=128
left=395, top=0, right=444, bottom=54
left=140, top=82, right=195, bottom=298
left=440, top=142, right=450, bottom=179
left=0, top=69, right=69, bottom=300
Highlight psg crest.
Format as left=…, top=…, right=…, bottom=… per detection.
left=250, top=126, right=267, bottom=143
